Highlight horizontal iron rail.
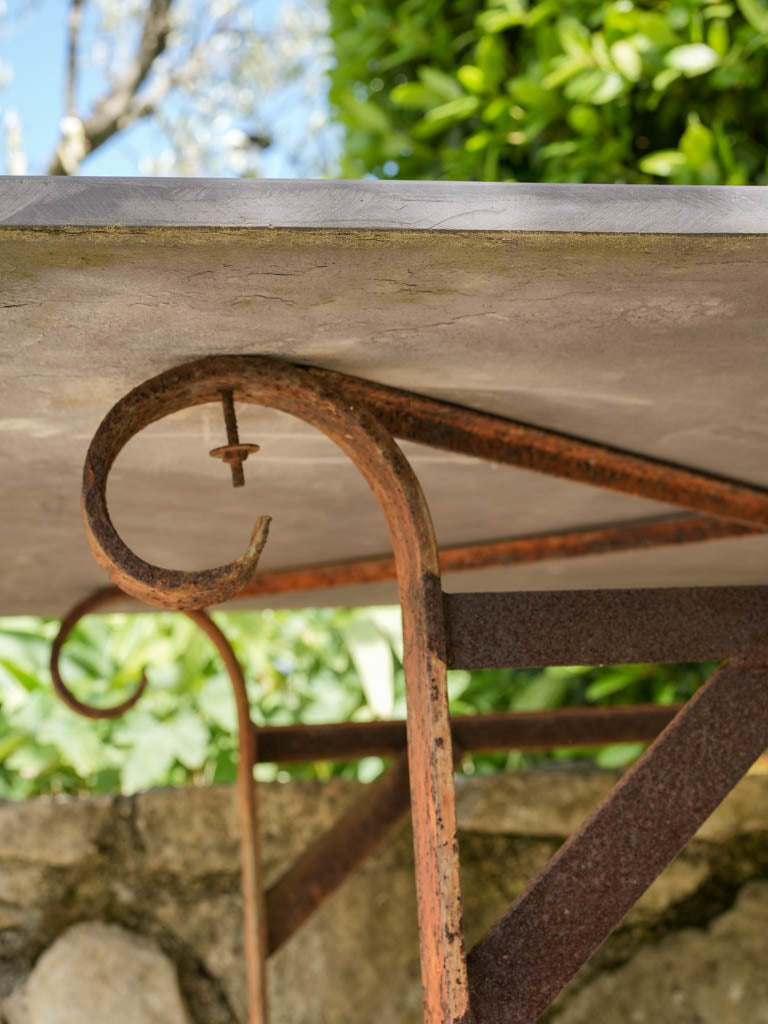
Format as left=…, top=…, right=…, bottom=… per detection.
left=445, top=586, right=768, bottom=669
left=236, top=515, right=755, bottom=600
left=310, top=368, right=768, bottom=528
left=467, top=655, right=768, bottom=1023
left=261, top=704, right=679, bottom=954
left=253, top=706, right=679, bottom=763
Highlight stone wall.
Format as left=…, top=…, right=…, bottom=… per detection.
left=0, top=771, right=767, bottom=1022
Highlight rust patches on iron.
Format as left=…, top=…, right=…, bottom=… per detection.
left=444, top=585, right=768, bottom=670
left=235, top=514, right=755, bottom=600
left=82, top=498, right=271, bottom=611
left=209, top=388, right=261, bottom=487
left=304, top=366, right=768, bottom=529
left=82, top=358, right=768, bottom=613
left=78, top=357, right=768, bottom=1024
left=87, top=513, right=754, bottom=608
left=252, top=705, right=680, bottom=764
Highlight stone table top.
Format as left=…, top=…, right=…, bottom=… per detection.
left=1, top=178, right=767, bottom=614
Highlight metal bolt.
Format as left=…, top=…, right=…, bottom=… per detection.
left=209, top=390, right=260, bottom=487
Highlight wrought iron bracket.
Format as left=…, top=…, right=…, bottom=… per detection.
left=59, top=355, right=768, bottom=1024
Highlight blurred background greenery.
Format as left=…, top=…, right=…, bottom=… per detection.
left=0, top=612, right=713, bottom=797
left=330, top=0, right=768, bottom=183
left=2, top=0, right=756, bottom=798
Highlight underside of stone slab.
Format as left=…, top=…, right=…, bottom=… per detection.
left=2, top=179, right=767, bottom=614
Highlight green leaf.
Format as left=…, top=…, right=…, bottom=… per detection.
left=447, top=670, right=472, bottom=702
left=537, top=140, right=580, bottom=159
left=665, top=43, right=720, bottom=76
left=342, top=98, right=391, bottom=134
left=167, top=711, right=209, bottom=770
left=564, top=69, right=624, bottom=104
left=610, top=40, right=642, bottom=81
left=595, top=743, right=646, bottom=768
left=477, top=9, right=527, bottom=33
left=639, top=149, right=687, bottom=176
left=544, top=56, right=592, bottom=90
left=738, top=0, right=768, bottom=34
left=0, top=732, right=27, bottom=763
left=121, top=733, right=178, bottom=793
left=390, top=82, right=437, bottom=110
left=365, top=607, right=403, bottom=660
left=6, top=744, right=59, bottom=780
left=603, top=6, right=676, bottom=44
left=345, top=619, right=394, bottom=718
left=652, top=67, right=682, bottom=91
left=508, top=78, right=549, bottom=106
left=567, top=104, right=601, bottom=136
left=458, top=65, right=486, bottom=93
left=37, top=714, right=108, bottom=777
left=707, top=19, right=730, bottom=55
left=198, top=674, right=238, bottom=732
left=585, top=669, right=640, bottom=701
left=591, top=71, right=624, bottom=103
left=557, top=16, right=592, bottom=57
left=418, top=66, right=463, bottom=101
left=680, top=113, right=714, bottom=168
left=0, top=658, right=40, bottom=693
left=466, top=130, right=492, bottom=152
left=212, top=746, right=238, bottom=785
left=357, top=756, right=385, bottom=783
left=416, top=95, right=480, bottom=137
left=511, top=671, right=569, bottom=712
left=475, top=34, right=506, bottom=89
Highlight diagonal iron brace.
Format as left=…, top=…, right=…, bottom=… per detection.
left=467, top=653, right=768, bottom=1023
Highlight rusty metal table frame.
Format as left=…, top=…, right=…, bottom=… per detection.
left=50, top=354, right=768, bottom=1024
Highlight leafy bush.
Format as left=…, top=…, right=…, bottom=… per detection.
left=329, top=0, right=768, bottom=183
left=0, top=610, right=712, bottom=797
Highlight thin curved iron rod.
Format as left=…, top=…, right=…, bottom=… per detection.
left=84, top=513, right=756, bottom=611
left=236, top=513, right=755, bottom=600
left=51, top=587, right=147, bottom=719
left=50, top=592, right=268, bottom=1024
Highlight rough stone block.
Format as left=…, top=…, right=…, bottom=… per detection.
left=3, top=922, right=190, bottom=1024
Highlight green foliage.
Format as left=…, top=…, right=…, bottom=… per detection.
left=0, top=610, right=713, bottom=797
left=329, top=0, right=768, bottom=183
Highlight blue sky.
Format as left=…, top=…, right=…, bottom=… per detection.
left=0, top=0, right=331, bottom=176
left=1, top=0, right=161, bottom=175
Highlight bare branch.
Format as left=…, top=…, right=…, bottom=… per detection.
left=66, top=0, right=85, bottom=117
left=47, top=0, right=173, bottom=174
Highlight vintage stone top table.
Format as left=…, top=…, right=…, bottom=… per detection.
left=2, top=178, right=768, bottom=1024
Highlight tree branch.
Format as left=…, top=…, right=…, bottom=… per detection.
left=66, top=0, right=85, bottom=117
left=48, top=0, right=173, bottom=174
